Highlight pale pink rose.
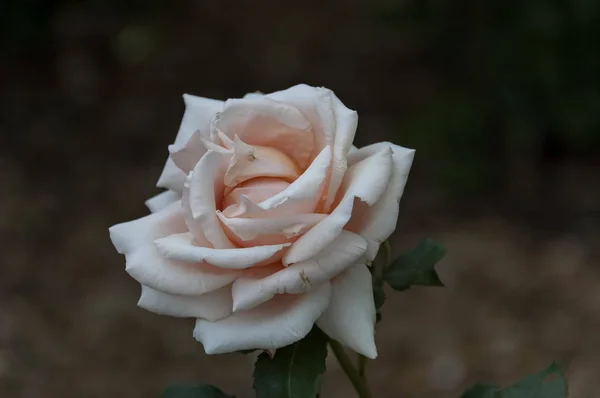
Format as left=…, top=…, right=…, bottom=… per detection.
left=109, top=84, right=414, bottom=358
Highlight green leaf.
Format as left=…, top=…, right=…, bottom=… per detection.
left=497, top=363, right=568, bottom=398
left=461, top=383, right=497, bottom=398
left=371, top=240, right=390, bottom=320
left=373, top=283, right=386, bottom=310
left=253, top=327, right=328, bottom=398
left=161, top=384, right=234, bottom=398
left=460, top=363, right=568, bottom=398
left=372, top=283, right=386, bottom=323
left=384, top=238, right=445, bottom=291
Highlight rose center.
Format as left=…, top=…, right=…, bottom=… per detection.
left=223, top=139, right=301, bottom=188
left=221, top=177, right=290, bottom=210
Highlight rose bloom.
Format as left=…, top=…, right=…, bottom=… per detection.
left=109, top=85, right=414, bottom=358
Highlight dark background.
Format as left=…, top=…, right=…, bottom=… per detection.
left=1, top=0, right=599, bottom=397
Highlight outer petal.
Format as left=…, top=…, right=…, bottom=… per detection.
left=283, top=147, right=394, bottom=265
left=155, top=232, right=290, bottom=269
left=145, top=190, right=180, bottom=213
left=157, top=94, right=223, bottom=192
left=194, top=282, right=331, bottom=354
left=215, top=97, right=315, bottom=168
left=168, top=129, right=208, bottom=174
left=243, top=91, right=263, bottom=100
left=348, top=143, right=415, bottom=261
left=109, top=202, right=237, bottom=295
left=317, top=264, right=377, bottom=359
left=138, top=285, right=233, bottom=321
left=268, top=84, right=358, bottom=210
left=231, top=231, right=367, bottom=312
left=324, top=91, right=359, bottom=211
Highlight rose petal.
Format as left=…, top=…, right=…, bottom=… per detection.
left=168, top=130, right=208, bottom=174
left=216, top=212, right=325, bottom=241
left=216, top=130, right=235, bottom=149
left=323, top=91, right=359, bottom=211
left=268, top=85, right=358, bottom=210
left=221, top=178, right=290, bottom=210
left=243, top=91, right=263, bottom=100
left=109, top=202, right=238, bottom=295
left=258, top=145, right=331, bottom=212
left=138, top=285, right=233, bottom=322
left=223, top=136, right=300, bottom=187
left=145, top=190, right=180, bottom=213
left=186, top=150, right=234, bottom=249
left=215, top=97, right=315, bottom=169
left=347, top=143, right=415, bottom=261
left=316, top=264, right=377, bottom=359
left=199, top=134, right=232, bottom=154
left=222, top=146, right=332, bottom=219
left=154, top=232, right=290, bottom=269
left=157, top=94, right=223, bottom=192
left=283, top=147, right=394, bottom=265
left=231, top=231, right=367, bottom=312
left=193, top=282, right=331, bottom=354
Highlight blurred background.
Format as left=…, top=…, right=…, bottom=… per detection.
left=1, top=0, right=599, bottom=397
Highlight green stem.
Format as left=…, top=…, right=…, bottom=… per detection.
left=382, top=240, right=392, bottom=269
left=358, top=354, right=368, bottom=378
left=329, top=340, right=372, bottom=398
left=383, top=240, right=392, bottom=268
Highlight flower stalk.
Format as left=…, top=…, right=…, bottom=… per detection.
left=329, top=339, right=372, bottom=398
left=358, top=354, right=368, bottom=378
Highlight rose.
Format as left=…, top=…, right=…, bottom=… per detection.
left=109, top=84, right=414, bottom=358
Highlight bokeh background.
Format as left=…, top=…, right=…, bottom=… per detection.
left=1, top=0, right=599, bottom=397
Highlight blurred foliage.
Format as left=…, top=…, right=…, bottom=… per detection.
left=0, top=0, right=164, bottom=53
left=380, top=0, right=600, bottom=195
left=2, top=0, right=598, bottom=198
left=461, top=362, right=568, bottom=398
left=384, top=238, right=445, bottom=291
left=1, top=0, right=59, bottom=50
